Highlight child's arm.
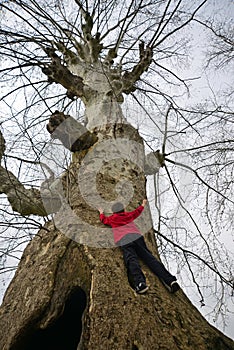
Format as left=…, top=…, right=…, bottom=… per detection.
left=98, top=208, right=111, bottom=225
left=127, top=199, right=147, bottom=221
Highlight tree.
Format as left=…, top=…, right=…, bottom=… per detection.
left=0, top=0, right=234, bottom=349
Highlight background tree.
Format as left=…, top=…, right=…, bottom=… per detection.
left=0, top=0, right=233, bottom=349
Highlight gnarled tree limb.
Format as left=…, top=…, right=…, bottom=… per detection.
left=0, top=166, right=47, bottom=216
left=42, top=47, right=84, bottom=99
left=122, top=42, right=153, bottom=94
left=46, top=111, right=98, bottom=151
left=0, top=130, right=60, bottom=216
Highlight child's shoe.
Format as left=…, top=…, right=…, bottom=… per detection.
left=135, top=282, right=149, bottom=294
left=170, top=281, right=180, bottom=293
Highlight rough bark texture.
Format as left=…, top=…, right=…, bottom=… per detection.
left=0, top=124, right=234, bottom=350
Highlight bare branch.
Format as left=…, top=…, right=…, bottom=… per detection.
left=122, top=42, right=153, bottom=94
left=0, top=130, right=54, bottom=216
left=42, top=47, right=84, bottom=99
left=153, top=229, right=232, bottom=287
left=150, top=0, right=209, bottom=48
left=194, top=18, right=234, bottom=69
left=164, top=157, right=234, bottom=204
left=0, top=167, right=46, bottom=216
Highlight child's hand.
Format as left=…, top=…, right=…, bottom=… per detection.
left=98, top=208, right=104, bottom=214
left=142, top=199, right=147, bottom=207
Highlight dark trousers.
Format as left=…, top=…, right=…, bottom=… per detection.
left=119, top=234, right=176, bottom=287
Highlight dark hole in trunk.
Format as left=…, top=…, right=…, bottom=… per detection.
left=16, top=287, right=86, bottom=350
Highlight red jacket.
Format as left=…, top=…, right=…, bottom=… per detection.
left=100, top=205, right=144, bottom=243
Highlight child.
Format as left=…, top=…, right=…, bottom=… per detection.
left=99, top=200, right=180, bottom=294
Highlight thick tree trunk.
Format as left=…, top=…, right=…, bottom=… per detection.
left=0, top=124, right=233, bottom=350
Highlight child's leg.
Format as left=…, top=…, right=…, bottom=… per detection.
left=121, top=243, right=146, bottom=287
left=134, top=237, right=176, bottom=286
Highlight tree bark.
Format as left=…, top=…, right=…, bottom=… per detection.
left=0, top=123, right=233, bottom=350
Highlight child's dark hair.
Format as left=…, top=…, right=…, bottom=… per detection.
left=112, top=202, right=125, bottom=213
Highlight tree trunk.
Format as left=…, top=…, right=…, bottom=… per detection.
left=0, top=122, right=234, bottom=350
